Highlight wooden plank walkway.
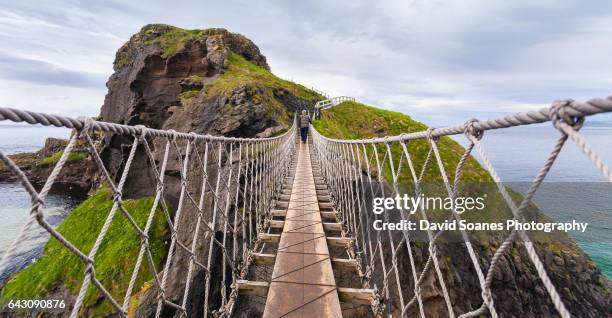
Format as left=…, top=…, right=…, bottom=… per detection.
left=262, top=142, right=342, bottom=318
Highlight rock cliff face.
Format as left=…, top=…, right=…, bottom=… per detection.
left=97, top=24, right=321, bottom=316
left=100, top=25, right=319, bottom=198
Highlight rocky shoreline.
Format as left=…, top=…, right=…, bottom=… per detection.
left=0, top=137, right=94, bottom=197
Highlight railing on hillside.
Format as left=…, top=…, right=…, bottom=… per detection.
left=310, top=95, right=612, bottom=317
left=310, top=87, right=331, bottom=100
left=0, top=108, right=297, bottom=317
left=314, top=96, right=356, bottom=118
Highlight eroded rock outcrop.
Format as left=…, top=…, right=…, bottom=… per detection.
left=97, top=24, right=321, bottom=317
left=0, top=137, right=94, bottom=196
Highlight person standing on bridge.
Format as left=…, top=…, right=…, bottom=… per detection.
left=299, top=109, right=310, bottom=144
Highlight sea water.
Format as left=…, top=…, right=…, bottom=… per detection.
left=0, top=124, right=74, bottom=282
left=0, top=124, right=610, bottom=280
left=453, top=124, right=612, bottom=277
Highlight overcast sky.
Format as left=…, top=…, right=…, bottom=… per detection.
left=1, top=0, right=611, bottom=126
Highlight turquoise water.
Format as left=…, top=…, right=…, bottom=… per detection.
left=0, top=124, right=610, bottom=277
left=0, top=183, right=78, bottom=282
left=454, top=125, right=612, bottom=277
left=0, top=124, right=74, bottom=282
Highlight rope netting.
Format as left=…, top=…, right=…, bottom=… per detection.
left=0, top=93, right=610, bottom=317
left=310, top=95, right=612, bottom=317
left=0, top=107, right=296, bottom=317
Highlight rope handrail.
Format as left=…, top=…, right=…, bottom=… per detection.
left=315, top=95, right=612, bottom=143
left=0, top=92, right=610, bottom=317
left=0, top=111, right=298, bottom=317
left=309, top=93, right=612, bottom=317
left=0, top=107, right=294, bottom=142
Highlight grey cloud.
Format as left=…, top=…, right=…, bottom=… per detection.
left=0, top=53, right=106, bottom=88
left=0, top=0, right=611, bottom=124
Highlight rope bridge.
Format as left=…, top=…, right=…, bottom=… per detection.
left=0, top=93, right=610, bottom=317
left=309, top=95, right=612, bottom=318
left=0, top=109, right=296, bottom=317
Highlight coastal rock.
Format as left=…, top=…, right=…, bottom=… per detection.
left=98, top=24, right=319, bottom=316
left=0, top=137, right=93, bottom=196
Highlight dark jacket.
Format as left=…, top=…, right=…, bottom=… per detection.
left=299, top=113, right=310, bottom=128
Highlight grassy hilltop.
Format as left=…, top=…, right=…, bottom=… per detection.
left=313, top=100, right=490, bottom=183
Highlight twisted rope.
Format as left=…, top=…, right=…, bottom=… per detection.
left=0, top=113, right=297, bottom=317
left=0, top=92, right=610, bottom=317
left=310, top=93, right=612, bottom=317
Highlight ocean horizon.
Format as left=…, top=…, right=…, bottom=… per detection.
left=0, top=124, right=610, bottom=278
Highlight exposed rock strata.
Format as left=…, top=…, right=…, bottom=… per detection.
left=98, top=24, right=319, bottom=317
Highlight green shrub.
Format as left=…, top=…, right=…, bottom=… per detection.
left=207, top=52, right=323, bottom=103
left=148, top=28, right=210, bottom=58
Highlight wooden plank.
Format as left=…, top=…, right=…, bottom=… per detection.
left=317, top=195, right=331, bottom=202
left=271, top=209, right=286, bottom=217
left=251, top=254, right=356, bottom=271
left=263, top=143, right=342, bottom=318
left=258, top=233, right=280, bottom=243
left=252, top=253, right=276, bottom=265
left=331, top=258, right=359, bottom=271
left=320, top=211, right=338, bottom=219
left=337, top=287, right=376, bottom=305
left=269, top=220, right=284, bottom=228
left=275, top=201, right=289, bottom=209
left=237, top=280, right=269, bottom=298
left=323, top=222, right=342, bottom=231
left=316, top=190, right=330, bottom=196
left=327, top=236, right=354, bottom=247
left=319, top=202, right=334, bottom=210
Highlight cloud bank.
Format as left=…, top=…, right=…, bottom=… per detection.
left=0, top=0, right=611, bottom=124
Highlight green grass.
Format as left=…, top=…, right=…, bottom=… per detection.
left=146, top=28, right=210, bottom=58
left=189, top=75, right=204, bottom=82
left=313, top=101, right=490, bottom=183
left=0, top=152, right=38, bottom=171
left=1, top=188, right=168, bottom=315
left=115, top=42, right=132, bottom=68
left=209, top=52, right=323, bottom=102
left=311, top=101, right=554, bottom=227
left=40, top=150, right=88, bottom=166
left=180, top=88, right=202, bottom=101
left=204, top=52, right=323, bottom=127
